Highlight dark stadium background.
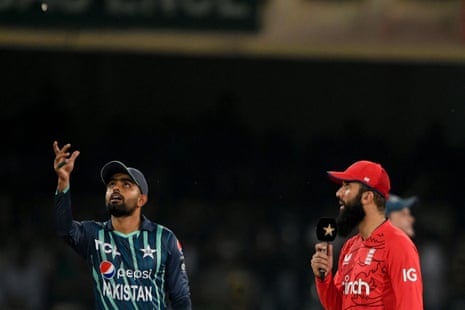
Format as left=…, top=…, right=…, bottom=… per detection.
left=1, top=47, right=464, bottom=309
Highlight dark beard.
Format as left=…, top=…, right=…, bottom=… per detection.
left=106, top=202, right=135, bottom=218
left=336, top=192, right=366, bottom=237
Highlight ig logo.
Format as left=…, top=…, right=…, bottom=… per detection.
left=402, top=268, right=417, bottom=282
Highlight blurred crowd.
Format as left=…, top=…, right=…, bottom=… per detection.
left=0, top=123, right=464, bottom=310
left=1, top=50, right=464, bottom=309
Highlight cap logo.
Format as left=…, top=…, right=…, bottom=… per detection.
left=363, top=177, right=371, bottom=183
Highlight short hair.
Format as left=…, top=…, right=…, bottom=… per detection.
left=359, top=183, right=386, bottom=212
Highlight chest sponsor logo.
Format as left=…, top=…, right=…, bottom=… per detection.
left=99, top=261, right=154, bottom=280
left=99, top=263, right=154, bottom=302
left=342, top=275, right=370, bottom=296
left=95, top=239, right=121, bottom=257
left=100, top=261, right=116, bottom=279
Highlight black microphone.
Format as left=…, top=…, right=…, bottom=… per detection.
left=316, top=217, right=337, bottom=280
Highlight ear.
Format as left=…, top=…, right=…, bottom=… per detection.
left=361, top=190, right=374, bottom=204
left=138, top=194, right=148, bottom=207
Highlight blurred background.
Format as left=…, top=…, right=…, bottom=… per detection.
left=0, top=0, right=464, bottom=309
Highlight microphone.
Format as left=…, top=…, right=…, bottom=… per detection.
left=316, top=217, right=337, bottom=280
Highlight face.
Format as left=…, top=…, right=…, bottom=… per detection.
left=105, top=173, right=145, bottom=218
left=389, top=208, right=415, bottom=237
left=335, top=182, right=366, bottom=237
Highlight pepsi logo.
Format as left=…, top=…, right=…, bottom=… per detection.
left=100, top=261, right=116, bottom=279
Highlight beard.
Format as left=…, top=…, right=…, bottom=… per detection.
left=336, top=191, right=366, bottom=237
left=106, top=201, right=136, bottom=218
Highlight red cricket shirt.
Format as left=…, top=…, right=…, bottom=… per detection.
left=315, top=220, right=423, bottom=309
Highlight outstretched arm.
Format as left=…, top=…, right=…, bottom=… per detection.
left=53, top=141, right=80, bottom=192
left=53, top=140, right=82, bottom=241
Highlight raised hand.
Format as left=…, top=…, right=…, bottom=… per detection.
left=53, top=141, right=80, bottom=191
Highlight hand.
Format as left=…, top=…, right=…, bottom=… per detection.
left=53, top=141, right=80, bottom=181
left=310, top=242, right=333, bottom=279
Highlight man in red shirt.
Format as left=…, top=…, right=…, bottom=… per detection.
left=310, top=160, right=423, bottom=309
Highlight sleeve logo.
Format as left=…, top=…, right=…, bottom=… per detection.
left=177, top=239, right=183, bottom=253
left=402, top=268, right=418, bottom=282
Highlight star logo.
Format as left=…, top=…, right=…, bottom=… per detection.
left=323, top=224, right=335, bottom=237
left=140, top=245, right=157, bottom=259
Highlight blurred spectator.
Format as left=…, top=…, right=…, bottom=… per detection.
left=385, top=193, right=418, bottom=237
left=387, top=194, right=449, bottom=310
left=0, top=235, right=53, bottom=309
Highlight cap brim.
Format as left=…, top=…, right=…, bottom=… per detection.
left=327, top=171, right=355, bottom=183
left=327, top=171, right=388, bottom=199
left=386, top=195, right=419, bottom=214
left=401, top=196, right=419, bottom=208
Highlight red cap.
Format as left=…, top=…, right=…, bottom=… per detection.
left=327, top=160, right=390, bottom=199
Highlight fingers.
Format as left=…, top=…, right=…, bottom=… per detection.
left=327, top=243, right=333, bottom=258
left=53, top=141, right=71, bottom=156
left=311, top=242, right=335, bottom=278
left=315, top=242, right=327, bottom=253
left=311, top=253, right=329, bottom=273
left=53, top=141, right=79, bottom=170
left=54, top=143, right=70, bottom=168
left=69, top=150, right=80, bottom=161
left=311, top=243, right=330, bottom=276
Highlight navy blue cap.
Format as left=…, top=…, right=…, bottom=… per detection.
left=385, top=194, right=418, bottom=216
left=100, top=160, right=148, bottom=195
